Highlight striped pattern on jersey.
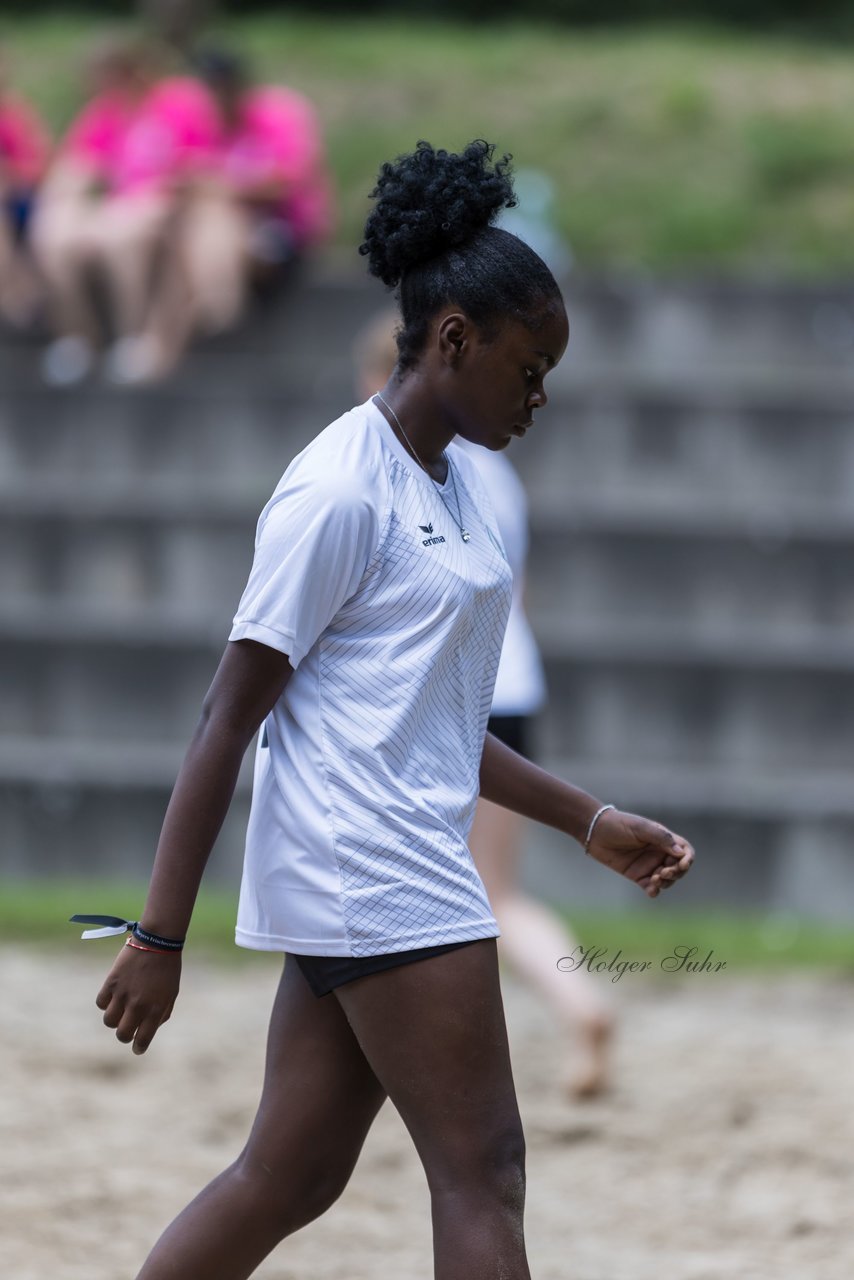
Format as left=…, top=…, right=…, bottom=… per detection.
left=232, top=401, right=513, bottom=956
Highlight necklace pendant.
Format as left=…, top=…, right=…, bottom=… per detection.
left=461, top=529, right=471, bottom=543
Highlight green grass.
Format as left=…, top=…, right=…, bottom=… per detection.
left=2, top=878, right=253, bottom=962
left=562, top=908, right=854, bottom=974
left=3, top=879, right=852, bottom=971
left=4, top=14, right=854, bottom=271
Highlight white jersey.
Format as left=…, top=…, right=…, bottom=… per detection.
left=229, top=398, right=512, bottom=956
left=455, top=441, right=546, bottom=717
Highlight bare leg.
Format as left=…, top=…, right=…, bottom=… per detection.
left=178, top=190, right=251, bottom=335
left=0, top=215, right=42, bottom=329
left=117, top=191, right=251, bottom=382
left=95, top=193, right=172, bottom=337
left=134, top=218, right=196, bottom=378
left=470, top=797, right=613, bottom=1098
left=136, top=957, right=386, bottom=1280
left=0, top=213, right=18, bottom=317
left=334, top=938, right=531, bottom=1280
left=29, top=193, right=102, bottom=344
left=91, top=193, right=191, bottom=383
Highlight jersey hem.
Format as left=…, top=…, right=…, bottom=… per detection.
left=234, top=919, right=501, bottom=956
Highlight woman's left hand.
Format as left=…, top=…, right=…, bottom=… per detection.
left=585, top=809, right=695, bottom=898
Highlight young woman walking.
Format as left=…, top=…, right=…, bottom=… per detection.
left=88, top=139, right=694, bottom=1280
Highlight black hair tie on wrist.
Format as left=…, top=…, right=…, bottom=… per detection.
left=69, top=914, right=185, bottom=951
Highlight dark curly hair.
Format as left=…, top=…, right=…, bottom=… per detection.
left=359, top=140, right=563, bottom=371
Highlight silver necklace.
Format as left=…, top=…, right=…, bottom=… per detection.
left=374, top=392, right=471, bottom=543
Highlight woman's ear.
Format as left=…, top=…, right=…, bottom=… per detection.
left=436, top=312, right=469, bottom=365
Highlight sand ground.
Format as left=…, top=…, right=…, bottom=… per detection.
left=2, top=946, right=853, bottom=1280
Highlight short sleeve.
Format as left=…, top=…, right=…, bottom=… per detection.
left=229, top=469, right=381, bottom=669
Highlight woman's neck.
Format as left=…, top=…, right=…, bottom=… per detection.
left=374, top=375, right=455, bottom=477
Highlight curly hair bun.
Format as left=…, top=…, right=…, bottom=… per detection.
left=360, top=139, right=516, bottom=288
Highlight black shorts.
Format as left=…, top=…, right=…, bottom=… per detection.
left=292, top=938, right=485, bottom=998
left=486, top=713, right=533, bottom=760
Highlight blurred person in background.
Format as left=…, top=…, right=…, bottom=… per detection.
left=139, top=0, right=215, bottom=61
left=170, top=47, right=332, bottom=340
left=31, top=35, right=217, bottom=386
left=355, top=308, right=614, bottom=1099
left=0, top=46, right=51, bottom=332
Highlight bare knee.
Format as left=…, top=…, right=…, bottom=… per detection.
left=31, top=207, right=95, bottom=273
left=97, top=207, right=168, bottom=266
left=232, top=1145, right=354, bottom=1234
left=431, top=1123, right=527, bottom=1212
left=478, top=1127, right=527, bottom=1207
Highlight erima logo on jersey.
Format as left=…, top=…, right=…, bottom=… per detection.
left=419, top=522, right=446, bottom=547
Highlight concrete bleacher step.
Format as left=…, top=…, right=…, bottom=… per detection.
left=4, top=730, right=852, bottom=905
left=540, top=662, right=851, bottom=774
left=0, top=734, right=209, bottom=789
left=4, top=373, right=854, bottom=495
left=3, top=509, right=852, bottom=623
left=549, top=755, right=854, bottom=821
left=5, top=733, right=850, bottom=820
left=0, top=385, right=322, bottom=485
left=0, top=734, right=250, bottom=881
left=3, top=599, right=852, bottom=668
left=546, top=272, right=854, bottom=375
left=7, top=265, right=851, bottom=377
left=518, top=389, right=854, bottom=510
left=529, top=531, right=854, bottom=631
left=4, top=474, right=854, bottom=542
left=2, top=629, right=850, bottom=773
left=0, top=511, right=256, bottom=609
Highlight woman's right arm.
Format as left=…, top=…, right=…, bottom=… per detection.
left=95, top=638, right=293, bottom=1055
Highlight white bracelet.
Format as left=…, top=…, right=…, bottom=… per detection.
left=584, top=804, right=616, bottom=853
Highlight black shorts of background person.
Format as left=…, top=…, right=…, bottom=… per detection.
left=486, top=711, right=532, bottom=760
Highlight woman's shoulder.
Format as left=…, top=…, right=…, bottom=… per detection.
left=269, top=401, right=390, bottom=506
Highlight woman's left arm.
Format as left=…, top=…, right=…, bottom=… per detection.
left=479, top=731, right=694, bottom=899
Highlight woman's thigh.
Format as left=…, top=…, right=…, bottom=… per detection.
left=94, top=193, right=172, bottom=255
left=30, top=194, right=99, bottom=261
left=242, top=955, right=387, bottom=1186
left=331, top=939, right=524, bottom=1189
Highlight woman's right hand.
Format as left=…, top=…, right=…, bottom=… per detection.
left=96, top=944, right=182, bottom=1055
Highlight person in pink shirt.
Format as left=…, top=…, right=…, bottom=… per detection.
left=0, top=47, right=52, bottom=330
left=31, top=36, right=218, bottom=385
left=172, top=48, right=333, bottom=339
